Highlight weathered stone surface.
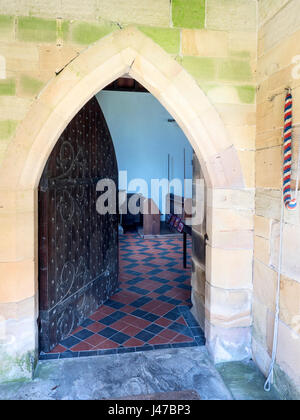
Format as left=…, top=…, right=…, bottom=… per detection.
left=228, top=31, right=257, bottom=60
left=227, top=125, right=255, bottom=151
left=210, top=204, right=254, bottom=232
left=279, top=275, right=300, bottom=335
left=0, top=0, right=60, bottom=19
left=260, top=0, right=300, bottom=52
left=0, top=120, right=18, bottom=140
left=207, top=207, right=254, bottom=235
left=252, top=297, right=268, bottom=347
left=206, top=246, right=253, bottom=290
left=0, top=315, right=36, bottom=383
left=216, top=359, right=281, bottom=400
left=254, top=235, right=270, bottom=266
left=38, top=45, right=80, bottom=74
left=180, top=56, right=254, bottom=86
left=0, top=43, right=39, bottom=73
left=257, top=28, right=300, bottom=83
left=206, top=283, right=252, bottom=327
left=252, top=336, right=271, bottom=377
left=207, top=188, right=255, bottom=211
left=216, top=103, right=256, bottom=127
left=258, top=0, right=290, bottom=27
left=0, top=97, right=31, bottom=121
left=0, top=15, right=14, bottom=41
left=139, top=27, right=180, bottom=54
left=276, top=320, right=300, bottom=393
left=255, top=188, right=281, bottom=221
left=181, top=56, right=217, bottom=82
left=256, top=128, right=283, bottom=151
left=197, top=84, right=255, bottom=107
left=208, top=230, right=254, bottom=250
left=18, top=16, right=57, bottom=43
left=236, top=86, right=256, bottom=104
left=19, top=75, right=45, bottom=97
left=71, top=21, right=118, bottom=45
left=0, top=79, right=16, bottom=96
left=97, top=0, right=171, bottom=27
left=191, top=258, right=205, bottom=294
left=207, top=145, right=245, bottom=188
left=204, top=84, right=247, bottom=105
left=254, top=215, right=271, bottom=239
left=206, top=0, right=257, bottom=32
left=274, top=362, right=300, bottom=401
left=172, top=0, right=205, bottom=29
left=60, top=0, right=98, bottom=21
left=238, top=150, right=255, bottom=187
left=206, top=321, right=252, bottom=363
left=253, top=259, right=277, bottom=311
left=270, top=221, right=300, bottom=282
left=0, top=347, right=233, bottom=400
left=191, top=289, right=205, bottom=330
left=0, top=260, right=35, bottom=303
left=256, top=147, right=282, bottom=189
left=218, top=58, right=253, bottom=82
left=0, top=0, right=171, bottom=26
left=182, top=29, right=229, bottom=57
left=0, top=296, right=34, bottom=321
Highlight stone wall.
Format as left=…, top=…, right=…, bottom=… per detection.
left=0, top=0, right=257, bottom=383
left=254, top=0, right=300, bottom=399
left=0, top=0, right=297, bottom=398
left=0, top=0, right=257, bottom=176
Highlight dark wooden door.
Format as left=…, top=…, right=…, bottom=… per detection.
left=38, top=97, right=119, bottom=353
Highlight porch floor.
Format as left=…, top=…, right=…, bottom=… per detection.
left=1, top=347, right=232, bottom=400
left=41, top=232, right=205, bottom=360
left=0, top=347, right=281, bottom=400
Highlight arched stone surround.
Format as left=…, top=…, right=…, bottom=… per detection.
left=0, top=27, right=254, bottom=381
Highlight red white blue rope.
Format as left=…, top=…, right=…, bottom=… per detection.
left=265, top=90, right=298, bottom=393
left=283, top=90, right=297, bottom=209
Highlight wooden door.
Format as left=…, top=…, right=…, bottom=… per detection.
left=38, top=97, right=118, bottom=352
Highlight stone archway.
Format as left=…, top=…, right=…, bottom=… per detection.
left=0, top=27, right=253, bottom=382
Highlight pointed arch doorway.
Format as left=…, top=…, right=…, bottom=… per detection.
left=0, top=27, right=253, bottom=380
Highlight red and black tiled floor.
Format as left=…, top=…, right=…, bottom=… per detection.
left=40, top=232, right=205, bottom=360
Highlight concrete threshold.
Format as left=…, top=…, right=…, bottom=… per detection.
left=0, top=346, right=282, bottom=400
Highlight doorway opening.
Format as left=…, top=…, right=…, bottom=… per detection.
left=39, top=78, right=206, bottom=359
left=0, top=28, right=252, bottom=384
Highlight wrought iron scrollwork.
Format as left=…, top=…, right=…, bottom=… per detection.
left=38, top=97, right=119, bottom=353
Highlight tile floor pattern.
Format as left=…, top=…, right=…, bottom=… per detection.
left=41, top=232, right=205, bottom=360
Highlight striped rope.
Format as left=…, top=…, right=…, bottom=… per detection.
left=283, top=90, right=297, bottom=210
left=264, top=89, right=297, bottom=392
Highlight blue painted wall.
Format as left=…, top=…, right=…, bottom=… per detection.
left=96, top=90, right=193, bottom=216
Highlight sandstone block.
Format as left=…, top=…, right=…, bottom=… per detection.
left=253, top=258, right=277, bottom=311
left=206, top=320, right=252, bottom=363
left=254, top=215, right=271, bottom=239
left=172, top=0, right=205, bottom=29
left=206, top=246, right=253, bottom=290
left=205, top=282, right=252, bottom=328
left=182, top=29, right=228, bottom=57
left=280, top=275, right=300, bottom=336
left=254, top=235, right=270, bottom=266
left=206, top=0, right=257, bottom=32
